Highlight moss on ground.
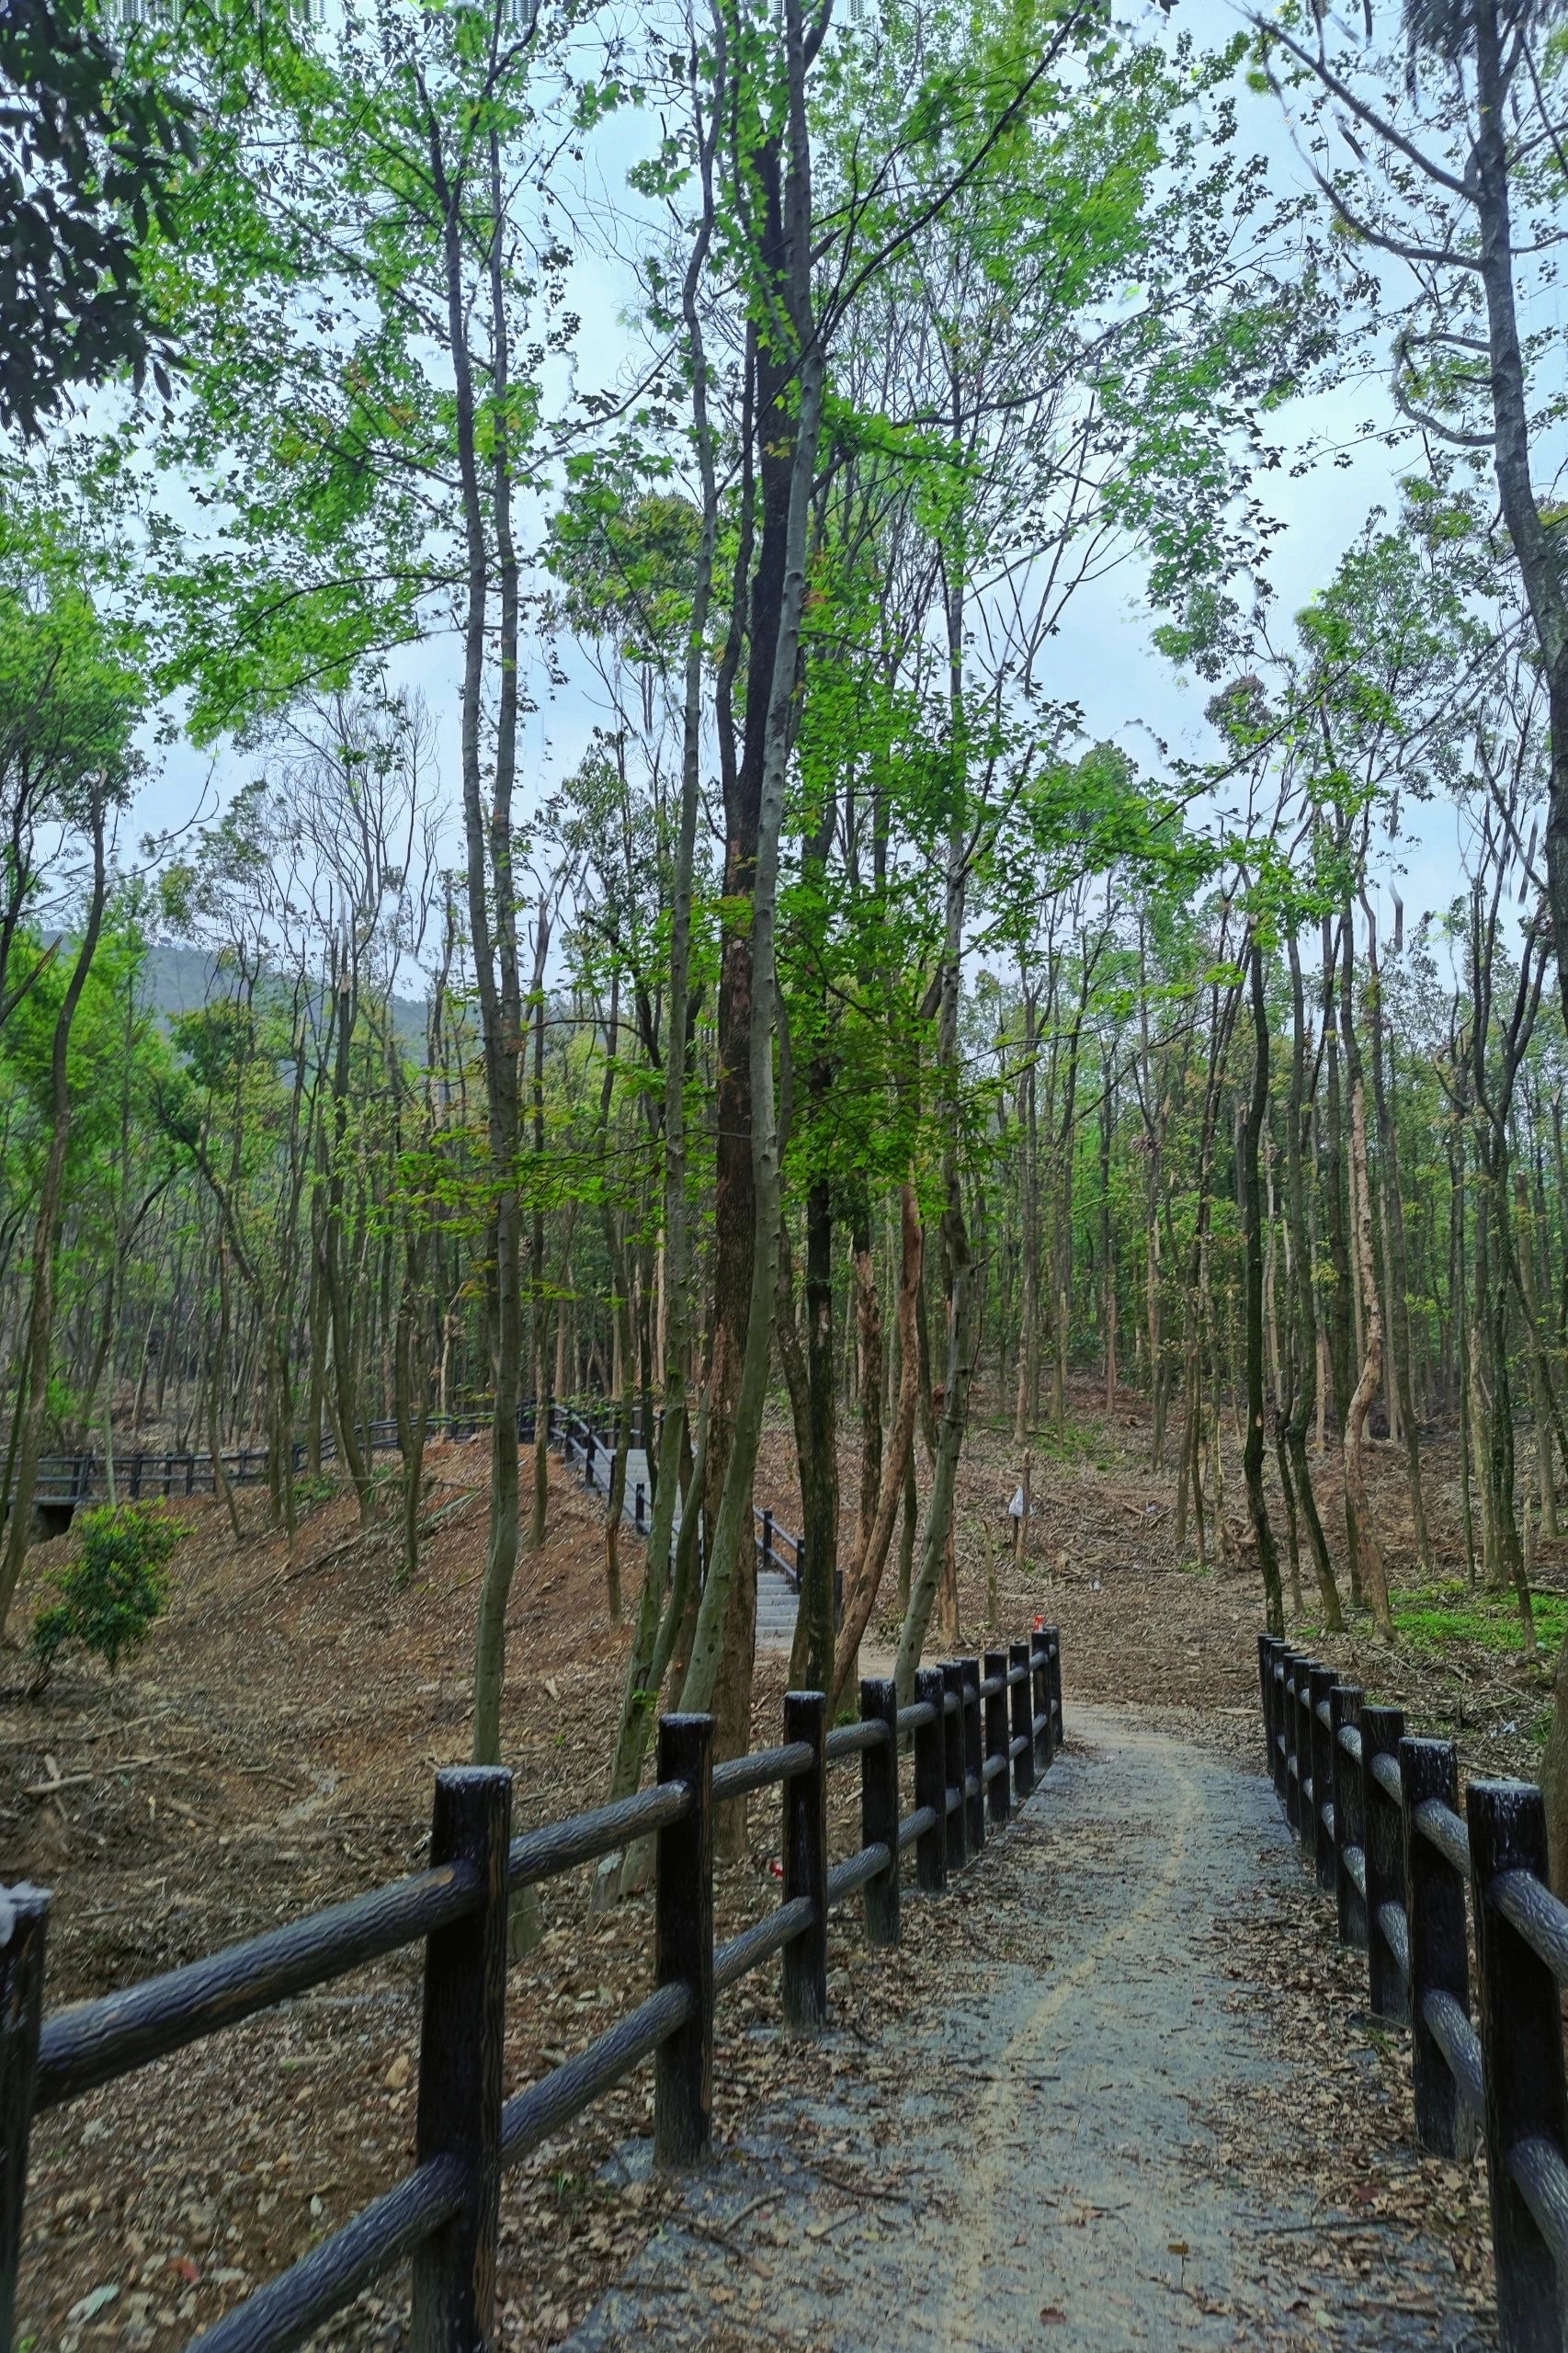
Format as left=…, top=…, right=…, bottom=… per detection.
left=1392, top=1578, right=1568, bottom=1656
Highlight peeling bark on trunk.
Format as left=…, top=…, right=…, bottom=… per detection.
left=832, top=1187, right=923, bottom=1710
left=1242, top=942, right=1283, bottom=1634
left=1345, top=1047, right=1393, bottom=1639
left=1283, top=930, right=1342, bottom=1630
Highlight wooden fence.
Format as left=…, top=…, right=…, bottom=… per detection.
left=0, top=1626, right=1065, bottom=2353
left=17, top=1401, right=552, bottom=1511
left=1259, top=1631, right=1568, bottom=2353
left=15, top=1403, right=812, bottom=1608
left=552, top=1402, right=807, bottom=1586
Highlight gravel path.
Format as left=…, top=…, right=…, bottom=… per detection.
left=564, top=1706, right=1488, bottom=2353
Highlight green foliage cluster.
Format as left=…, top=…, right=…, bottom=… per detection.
left=0, top=0, right=193, bottom=437
left=30, top=1503, right=184, bottom=1685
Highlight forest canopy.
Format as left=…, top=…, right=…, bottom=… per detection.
left=4, top=0, right=1568, bottom=1869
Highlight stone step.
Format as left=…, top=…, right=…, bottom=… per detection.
left=567, top=1425, right=800, bottom=1653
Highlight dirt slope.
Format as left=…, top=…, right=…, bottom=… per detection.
left=1, top=1394, right=1521, bottom=2348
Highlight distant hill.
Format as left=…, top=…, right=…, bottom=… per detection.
left=138, top=942, right=431, bottom=1053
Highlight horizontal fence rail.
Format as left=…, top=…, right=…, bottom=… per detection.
left=16, top=1397, right=636, bottom=1509
left=1258, top=1630, right=1568, bottom=2353
left=0, top=1626, right=1066, bottom=2353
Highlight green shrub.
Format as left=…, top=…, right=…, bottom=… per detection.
left=30, top=1504, right=183, bottom=1688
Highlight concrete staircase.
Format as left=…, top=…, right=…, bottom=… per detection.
left=563, top=1420, right=801, bottom=1653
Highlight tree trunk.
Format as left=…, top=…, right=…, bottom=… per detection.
left=595, top=74, right=722, bottom=1880
left=1345, top=1040, right=1394, bottom=1638
left=680, top=27, right=824, bottom=1751
left=1283, top=931, right=1343, bottom=1630
left=1365, top=918, right=1434, bottom=1574
left=832, top=1186, right=923, bottom=1709
left=444, top=137, right=528, bottom=1894
left=1241, top=942, right=1283, bottom=1633
left=0, top=792, right=107, bottom=1635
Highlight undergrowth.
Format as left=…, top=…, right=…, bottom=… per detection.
left=1392, top=1579, right=1568, bottom=1656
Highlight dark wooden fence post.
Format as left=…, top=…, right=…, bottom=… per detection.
left=1261, top=1637, right=1280, bottom=1797
left=941, top=1664, right=969, bottom=1870
left=1008, top=1641, right=1034, bottom=1806
left=914, top=1665, right=948, bottom=1893
left=1286, top=1652, right=1304, bottom=1841
left=1400, top=1736, right=1476, bottom=2162
left=635, top=1483, right=645, bottom=1532
left=1046, top=1626, right=1062, bottom=1751
left=1361, top=1703, right=1410, bottom=2026
left=1308, top=1664, right=1335, bottom=1895
left=961, top=1658, right=985, bottom=1854
left=1280, top=1653, right=1303, bottom=1836
left=1297, top=1659, right=1323, bottom=1877
left=1330, top=1684, right=1368, bottom=1951
left=1468, top=1779, right=1568, bottom=2353
left=761, top=1509, right=774, bottom=1573
left=859, top=1677, right=900, bottom=1947
left=653, top=1713, right=713, bottom=2165
left=410, top=1767, right=512, bottom=2352
left=1029, top=1627, right=1050, bottom=1774
left=1257, top=1633, right=1275, bottom=1778
left=983, top=1652, right=1010, bottom=1827
left=0, top=1884, right=49, bottom=2353
left=782, top=1692, right=828, bottom=2029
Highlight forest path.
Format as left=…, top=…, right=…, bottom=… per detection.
left=563, top=1708, right=1485, bottom=2353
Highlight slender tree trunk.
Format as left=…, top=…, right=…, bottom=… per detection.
left=1242, top=943, right=1283, bottom=1632
left=680, top=342, right=827, bottom=1725
left=1283, top=932, right=1342, bottom=1629
left=1321, top=913, right=1358, bottom=1607
left=595, top=72, right=722, bottom=1874
left=528, top=901, right=551, bottom=1554
left=1345, top=1033, right=1394, bottom=1638
left=853, top=1196, right=883, bottom=1560
left=0, top=793, right=107, bottom=1635
left=1516, top=1172, right=1560, bottom=1542
left=680, top=33, right=824, bottom=1737
left=1365, top=924, right=1434, bottom=1573
left=832, top=1186, right=923, bottom=1709
left=442, top=138, right=528, bottom=1862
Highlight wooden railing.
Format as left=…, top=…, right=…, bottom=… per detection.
left=553, top=1402, right=807, bottom=1579
left=1259, top=1631, right=1568, bottom=2353
left=17, top=1399, right=580, bottom=1512
left=17, top=1403, right=812, bottom=1607
left=462, top=1397, right=819, bottom=1620
left=0, top=1626, right=1065, bottom=2353
left=17, top=1411, right=510, bottom=1509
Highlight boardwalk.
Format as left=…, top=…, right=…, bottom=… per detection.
left=11, top=1404, right=804, bottom=1646
left=577, top=1432, right=800, bottom=1652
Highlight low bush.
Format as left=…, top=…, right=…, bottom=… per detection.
left=30, top=1503, right=184, bottom=1689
